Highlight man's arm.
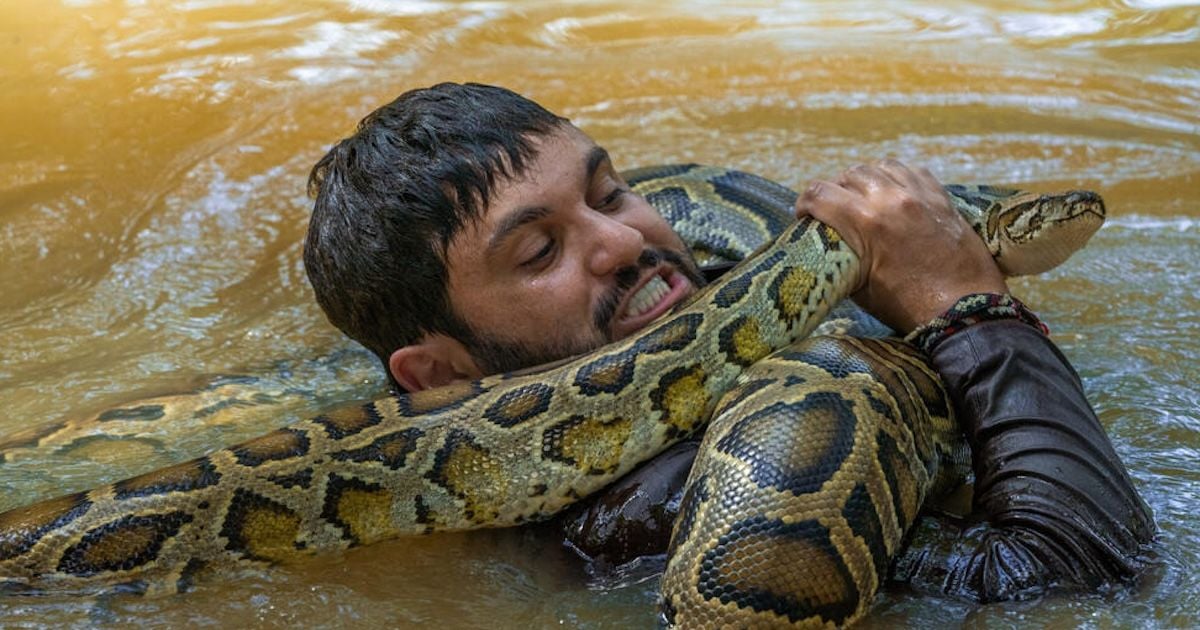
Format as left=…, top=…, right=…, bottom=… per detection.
left=892, top=318, right=1155, bottom=599
left=558, top=317, right=1156, bottom=593
left=798, top=160, right=1155, bottom=597
left=560, top=160, right=1154, bottom=598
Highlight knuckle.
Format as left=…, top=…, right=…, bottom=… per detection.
left=898, top=193, right=924, bottom=212
left=860, top=207, right=888, bottom=229
left=802, top=180, right=826, bottom=200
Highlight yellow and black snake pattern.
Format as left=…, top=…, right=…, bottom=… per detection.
left=0, top=165, right=1105, bottom=626
left=660, top=334, right=963, bottom=627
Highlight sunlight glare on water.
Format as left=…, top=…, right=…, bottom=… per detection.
left=0, top=0, right=1197, bottom=627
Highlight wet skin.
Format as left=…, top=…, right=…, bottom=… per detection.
left=392, top=125, right=704, bottom=389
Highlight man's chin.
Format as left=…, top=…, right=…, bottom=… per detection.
left=466, top=332, right=605, bottom=377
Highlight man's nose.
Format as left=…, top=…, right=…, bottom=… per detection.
left=585, top=211, right=645, bottom=277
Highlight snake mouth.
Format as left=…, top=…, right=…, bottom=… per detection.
left=612, top=267, right=693, bottom=339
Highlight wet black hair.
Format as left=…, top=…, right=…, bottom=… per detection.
left=304, top=82, right=568, bottom=387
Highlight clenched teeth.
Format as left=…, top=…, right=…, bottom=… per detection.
left=628, top=275, right=670, bottom=318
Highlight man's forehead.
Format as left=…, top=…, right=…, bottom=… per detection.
left=444, top=126, right=608, bottom=260
left=526, top=124, right=607, bottom=175
left=483, top=127, right=608, bottom=213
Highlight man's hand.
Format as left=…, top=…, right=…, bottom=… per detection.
left=794, top=160, right=1008, bottom=333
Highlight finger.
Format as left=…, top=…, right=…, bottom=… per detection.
left=792, top=178, right=840, bottom=218
left=796, top=179, right=856, bottom=215
left=912, top=164, right=944, bottom=191
left=882, top=159, right=943, bottom=193
left=835, top=163, right=874, bottom=193
left=794, top=180, right=867, bottom=255
left=868, top=158, right=902, bottom=186
left=793, top=177, right=839, bottom=218
left=875, top=158, right=919, bottom=188
left=793, top=197, right=810, bottom=219
left=838, top=162, right=898, bottom=195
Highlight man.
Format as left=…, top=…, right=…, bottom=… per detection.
left=305, top=82, right=1154, bottom=603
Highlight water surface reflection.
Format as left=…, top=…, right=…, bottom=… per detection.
left=1, top=0, right=1197, bottom=626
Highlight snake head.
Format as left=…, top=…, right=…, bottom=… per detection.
left=986, top=189, right=1107, bottom=276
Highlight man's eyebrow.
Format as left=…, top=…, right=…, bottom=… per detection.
left=485, top=145, right=612, bottom=258
left=586, top=145, right=610, bottom=179
left=487, top=205, right=551, bottom=256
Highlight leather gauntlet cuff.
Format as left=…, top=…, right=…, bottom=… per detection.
left=904, top=292, right=1049, bottom=354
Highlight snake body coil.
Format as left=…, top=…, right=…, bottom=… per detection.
left=0, top=166, right=1104, bottom=626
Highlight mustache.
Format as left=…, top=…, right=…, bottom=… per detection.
left=593, top=248, right=701, bottom=336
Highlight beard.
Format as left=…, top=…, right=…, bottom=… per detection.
left=461, top=245, right=705, bottom=375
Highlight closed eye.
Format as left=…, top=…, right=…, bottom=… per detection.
left=596, top=187, right=628, bottom=212
left=522, top=239, right=556, bottom=267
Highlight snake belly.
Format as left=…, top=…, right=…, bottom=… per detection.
left=0, top=165, right=1103, bottom=627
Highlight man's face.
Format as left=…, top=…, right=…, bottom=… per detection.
left=444, top=125, right=703, bottom=375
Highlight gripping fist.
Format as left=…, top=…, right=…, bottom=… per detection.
left=794, top=160, right=1009, bottom=333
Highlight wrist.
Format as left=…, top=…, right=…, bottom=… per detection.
left=920, top=273, right=1011, bottom=326
left=904, top=293, right=1049, bottom=355
left=858, top=276, right=1009, bottom=335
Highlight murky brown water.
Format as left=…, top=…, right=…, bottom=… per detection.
left=1, top=0, right=1197, bottom=627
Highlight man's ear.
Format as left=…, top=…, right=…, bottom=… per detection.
left=388, top=335, right=483, bottom=392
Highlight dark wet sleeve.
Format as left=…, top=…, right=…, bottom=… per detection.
left=557, top=440, right=698, bottom=570
left=891, top=320, right=1156, bottom=602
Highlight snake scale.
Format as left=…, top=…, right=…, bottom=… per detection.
left=0, top=164, right=1104, bottom=626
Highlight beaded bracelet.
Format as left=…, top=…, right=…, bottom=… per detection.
left=903, top=293, right=1050, bottom=355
